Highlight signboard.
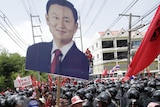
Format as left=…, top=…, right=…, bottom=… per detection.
left=20, top=76, right=32, bottom=87
left=14, top=76, right=32, bottom=87
left=14, top=79, right=21, bottom=88
left=25, top=0, right=89, bottom=80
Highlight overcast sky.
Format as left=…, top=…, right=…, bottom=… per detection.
left=0, top=0, right=159, bottom=56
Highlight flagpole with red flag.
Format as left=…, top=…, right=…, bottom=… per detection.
left=48, top=74, right=53, bottom=91
left=102, top=69, right=108, bottom=77
left=124, top=5, right=160, bottom=80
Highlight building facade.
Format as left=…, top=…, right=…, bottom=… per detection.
left=88, top=28, right=159, bottom=79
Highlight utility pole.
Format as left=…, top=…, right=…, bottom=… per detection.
left=30, top=14, right=43, bottom=82
left=73, top=11, right=84, bottom=52
left=119, top=13, right=140, bottom=66
left=79, top=15, right=84, bottom=52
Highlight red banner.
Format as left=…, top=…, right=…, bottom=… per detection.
left=125, top=5, right=160, bottom=80
left=102, top=69, right=108, bottom=76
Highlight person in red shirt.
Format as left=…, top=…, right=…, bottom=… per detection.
left=45, top=93, right=55, bottom=107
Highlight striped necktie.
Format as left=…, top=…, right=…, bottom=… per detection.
left=51, top=49, right=62, bottom=73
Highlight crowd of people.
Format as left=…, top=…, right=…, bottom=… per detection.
left=1, top=76, right=160, bottom=107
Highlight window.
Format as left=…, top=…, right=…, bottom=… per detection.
left=117, top=51, right=127, bottom=59
left=121, top=32, right=124, bottom=34
left=102, top=41, right=113, bottom=48
left=132, top=40, right=141, bottom=49
left=117, top=40, right=127, bottom=47
left=103, top=53, right=114, bottom=60
left=114, top=73, right=117, bottom=77
left=123, top=72, right=126, bottom=76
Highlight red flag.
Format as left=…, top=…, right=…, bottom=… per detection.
left=125, top=5, right=160, bottom=79
left=48, top=74, right=53, bottom=86
left=102, top=69, right=108, bottom=76
left=48, top=74, right=53, bottom=91
left=31, top=75, right=37, bottom=86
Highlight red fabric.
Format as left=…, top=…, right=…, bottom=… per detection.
left=45, top=101, right=54, bottom=107
left=37, top=81, right=41, bottom=87
left=51, top=49, right=62, bottom=73
left=102, top=69, right=108, bottom=76
left=48, top=74, right=52, bottom=85
left=85, top=48, right=91, bottom=54
left=48, top=74, right=53, bottom=91
left=85, top=48, right=92, bottom=61
left=31, top=75, right=37, bottom=86
left=60, top=77, right=66, bottom=87
left=73, top=80, right=77, bottom=85
left=125, top=5, right=160, bottom=80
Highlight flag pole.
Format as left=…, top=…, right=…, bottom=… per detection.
left=56, top=76, right=61, bottom=107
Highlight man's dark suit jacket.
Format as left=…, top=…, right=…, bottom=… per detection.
left=25, top=41, right=89, bottom=80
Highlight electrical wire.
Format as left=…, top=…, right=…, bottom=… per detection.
left=131, top=2, right=160, bottom=28
left=83, top=0, right=108, bottom=37
left=0, top=22, right=26, bottom=51
left=0, top=10, right=29, bottom=47
left=20, top=0, right=45, bottom=43
left=107, top=0, right=139, bottom=30
left=105, top=1, right=160, bottom=43
left=82, top=0, right=96, bottom=25
left=20, top=0, right=30, bottom=16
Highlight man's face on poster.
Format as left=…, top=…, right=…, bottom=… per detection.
left=46, top=4, right=78, bottom=45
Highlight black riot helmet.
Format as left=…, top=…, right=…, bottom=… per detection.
left=76, top=88, right=85, bottom=100
left=65, top=91, right=73, bottom=100
left=84, top=93, right=93, bottom=102
left=83, top=100, right=94, bottom=107
left=152, top=90, right=160, bottom=101
left=95, top=91, right=112, bottom=105
left=144, top=86, right=156, bottom=98
left=135, top=83, right=144, bottom=92
left=108, top=87, right=117, bottom=99
left=96, top=86, right=106, bottom=95
left=127, top=88, right=140, bottom=100
left=0, top=97, right=6, bottom=107
left=124, top=83, right=131, bottom=92
left=147, top=80, right=156, bottom=89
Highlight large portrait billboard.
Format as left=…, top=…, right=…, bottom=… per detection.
left=25, top=0, right=89, bottom=80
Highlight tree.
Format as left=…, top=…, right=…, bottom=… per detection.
left=0, top=50, right=25, bottom=89
left=0, top=48, right=48, bottom=91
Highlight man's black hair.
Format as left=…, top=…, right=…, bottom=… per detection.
left=46, top=0, right=78, bottom=23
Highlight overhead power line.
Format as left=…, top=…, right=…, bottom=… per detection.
left=0, top=10, right=29, bottom=50
left=131, top=2, right=160, bottom=28
left=0, top=10, right=29, bottom=47
left=0, top=22, right=26, bottom=51
left=82, top=0, right=138, bottom=37
left=82, top=0, right=96, bottom=25
left=107, top=0, right=138, bottom=29
left=20, top=0, right=46, bottom=43
left=20, top=0, right=30, bottom=16
left=83, top=0, right=108, bottom=37
left=79, top=0, right=87, bottom=14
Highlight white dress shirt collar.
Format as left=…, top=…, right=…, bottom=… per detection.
left=51, top=40, right=74, bottom=61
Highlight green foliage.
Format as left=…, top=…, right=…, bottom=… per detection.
left=0, top=49, right=48, bottom=91
left=0, top=52, right=23, bottom=76
left=0, top=51, right=24, bottom=90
